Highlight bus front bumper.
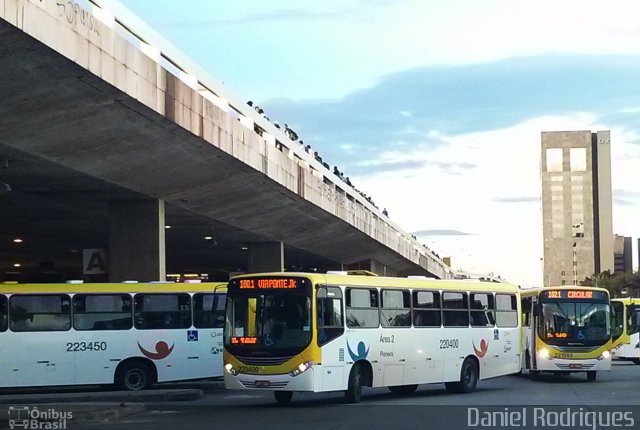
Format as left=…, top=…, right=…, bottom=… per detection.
left=224, top=366, right=316, bottom=391
left=535, top=355, right=611, bottom=372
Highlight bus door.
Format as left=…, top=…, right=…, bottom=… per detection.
left=408, top=290, right=443, bottom=384
left=527, top=298, right=539, bottom=370
left=492, top=293, right=521, bottom=376
left=441, top=292, right=470, bottom=382
left=191, top=289, right=226, bottom=378
left=317, top=287, right=346, bottom=391
left=0, top=295, right=15, bottom=386
left=379, top=289, right=410, bottom=386
left=610, top=300, right=627, bottom=350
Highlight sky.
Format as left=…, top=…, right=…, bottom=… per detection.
left=116, top=0, right=640, bottom=287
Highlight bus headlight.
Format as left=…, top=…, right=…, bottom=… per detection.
left=225, top=363, right=237, bottom=375
left=289, top=361, right=314, bottom=377
left=599, top=351, right=610, bottom=360
left=539, top=348, right=551, bottom=360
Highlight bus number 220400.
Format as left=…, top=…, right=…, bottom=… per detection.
left=66, top=341, right=108, bottom=352
left=439, top=339, right=459, bottom=349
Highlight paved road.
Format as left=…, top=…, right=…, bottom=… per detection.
left=3, top=362, right=640, bottom=430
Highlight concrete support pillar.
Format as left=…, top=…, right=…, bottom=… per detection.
left=108, top=199, right=166, bottom=282
left=247, top=242, right=284, bottom=273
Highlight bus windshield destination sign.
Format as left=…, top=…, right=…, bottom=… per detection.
left=543, top=290, right=607, bottom=300
left=239, top=279, right=298, bottom=289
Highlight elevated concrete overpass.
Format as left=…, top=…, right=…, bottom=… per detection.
left=0, top=0, right=451, bottom=281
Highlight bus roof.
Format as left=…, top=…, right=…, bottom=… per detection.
left=0, top=282, right=227, bottom=294
left=230, top=272, right=519, bottom=293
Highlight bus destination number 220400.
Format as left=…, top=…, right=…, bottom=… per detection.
left=66, top=341, right=108, bottom=352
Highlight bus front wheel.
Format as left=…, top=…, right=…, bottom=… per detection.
left=274, top=391, right=293, bottom=405
left=115, top=360, right=154, bottom=391
left=345, top=365, right=363, bottom=403
left=445, top=358, right=478, bottom=394
left=586, top=371, right=597, bottom=381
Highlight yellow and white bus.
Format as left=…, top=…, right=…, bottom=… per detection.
left=520, top=286, right=611, bottom=381
left=610, top=297, right=640, bottom=364
left=0, top=281, right=226, bottom=390
left=223, top=272, right=521, bottom=404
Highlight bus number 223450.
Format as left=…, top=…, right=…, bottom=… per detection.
left=66, top=341, right=108, bottom=352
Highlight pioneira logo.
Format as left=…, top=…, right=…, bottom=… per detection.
left=8, top=406, right=72, bottom=429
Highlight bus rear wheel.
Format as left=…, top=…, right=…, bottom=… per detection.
left=388, top=385, right=418, bottom=395
left=115, top=361, right=154, bottom=391
left=345, top=365, right=363, bottom=403
left=274, top=391, right=293, bottom=405
left=445, top=358, right=478, bottom=394
left=586, top=371, right=597, bottom=381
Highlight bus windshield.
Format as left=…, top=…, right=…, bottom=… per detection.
left=539, top=302, right=610, bottom=345
left=225, top=293, right=312, bottom=355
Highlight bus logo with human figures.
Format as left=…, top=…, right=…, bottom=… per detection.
left=473, top=339, right=489, bottom=358
left=347, top=340, right=370, bottom=361
left=138, top=341, right=175, bottom=360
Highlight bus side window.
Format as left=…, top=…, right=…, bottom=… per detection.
left=0, top=295, right=7, bottom=332
left=380, top=289, right=411, bottom=328
left=495, top=294, right=518, bottom=328
left=443, top=292, right=469, bottom=327
left=345, top=288, right=379, bottom=328
left=316, top=287, right=344, bottom=346
left=412, top=290, right=441, bottom=327
left=73, top=294, right=133, bottom=331
left=470, top=293, right=495, bottom=327
left=194, top=293, right=226, bottom=329
left=135, top=294, right=192, bottom=330
left=9, top=294, right=71, bottom=332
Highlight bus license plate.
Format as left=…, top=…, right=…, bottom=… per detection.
left=255, top=380, right=270, bottom=387
left=569, top=364, right=582, bottom=369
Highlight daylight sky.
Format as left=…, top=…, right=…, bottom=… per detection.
left=116, top=0, right=640, bottom=287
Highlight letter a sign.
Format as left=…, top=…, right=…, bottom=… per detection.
left=83, top=249, right=108, bottom=274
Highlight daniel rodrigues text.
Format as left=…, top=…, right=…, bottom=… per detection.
left=468, top=407, right=634, bottom=429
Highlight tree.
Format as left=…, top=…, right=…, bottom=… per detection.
left=580, top=270, right=640, bottom=298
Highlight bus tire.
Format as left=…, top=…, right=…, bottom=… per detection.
left=345, top=364, right=363, bottom=403
left=530, top=370, right=540, bottom=380
left=586, top=371, right=597, bottom=381
left=631, top=358, right=640, bottom=365
left=115, top=360, right=154, bottom=391
left=274, top=391, right=293, bottom=405
left=388, top=384, right=418, bottom=395
left=445, top=358, right=478, bottom=394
